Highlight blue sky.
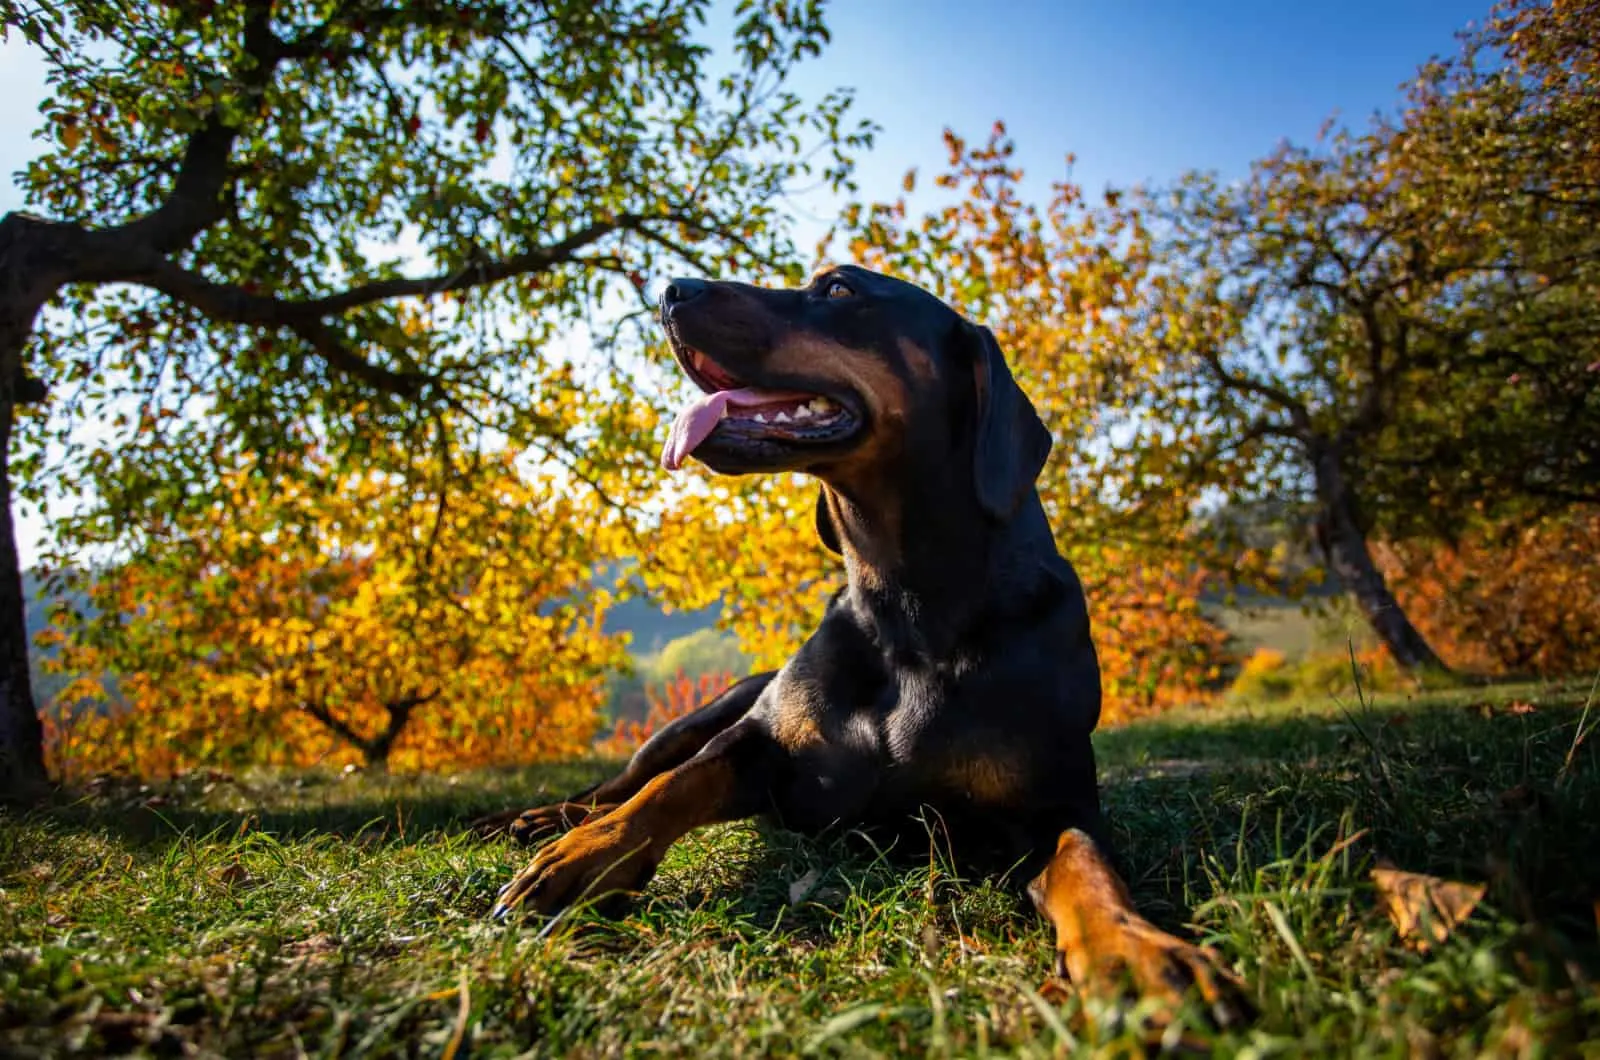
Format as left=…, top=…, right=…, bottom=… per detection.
left=745, top=0, right=1487, bottom=241
left=3, top=2, right=1487, bottom=219
left=0, top=1, right=1486, bottom=560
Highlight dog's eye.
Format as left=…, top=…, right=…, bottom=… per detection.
left=824, top=279, right=854, bottom=300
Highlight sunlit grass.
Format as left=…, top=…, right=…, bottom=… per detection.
left=3, top=678, right=1598, bottom=1056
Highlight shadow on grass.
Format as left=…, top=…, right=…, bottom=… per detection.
left=4, top=758, right=618, bottom=864
left=1098, top=685, right=1600, bottom=938
left=11, top=683, right=1599, bottom=943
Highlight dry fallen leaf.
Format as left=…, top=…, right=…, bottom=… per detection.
left=1372, top=866, right=1486, bottom=950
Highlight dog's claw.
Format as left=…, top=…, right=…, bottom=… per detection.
left=491, top=879, right=528, bottom=920
left=1210, top=985, right=1256, bottom=1030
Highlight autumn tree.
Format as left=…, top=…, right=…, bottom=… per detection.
left=838, top=5, right=1600, bottom=672
left=1071, top=0, right=1599, bottom=670
left=1358, top=0, right=1600, bottom=527
left=1074, top=135, right=1483, bottom=673
left=42, top=445, right=635, bottom=777
left=0, top=0, right=872, bottom=794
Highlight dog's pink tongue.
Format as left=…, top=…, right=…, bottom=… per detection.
left=661, top=387, right=806, bottom=470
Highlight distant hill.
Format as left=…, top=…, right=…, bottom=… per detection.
left=603, top=595, right=719, bottom=653
left=588, top=562, right=720, bottom=652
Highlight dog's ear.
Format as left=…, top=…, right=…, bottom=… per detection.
left=814, top=488, right=842, bottom=554
left=961, top=322, right=1052, bottom=521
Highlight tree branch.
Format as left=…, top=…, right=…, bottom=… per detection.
left=104, top=6, right=282, bottom=254
left=1194, top=345, right=1314, bottom=435
left=287, top=216, right=633, bottom=315
left=98, top=209, right=685, bottom=397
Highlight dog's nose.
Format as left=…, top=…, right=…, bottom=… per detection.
left=661, top=277, right=709, bottom=308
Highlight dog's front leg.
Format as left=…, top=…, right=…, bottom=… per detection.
left=492, top=721, right=773, bottom=918
left=1027, top=828, right=1252, bottom=1028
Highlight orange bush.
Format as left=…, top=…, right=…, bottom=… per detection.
left=1376, top=511, right=1600, bottom=678
left=1083, top=550, right=1235, bottom=724
left=596, top=670, right=736, bottom=758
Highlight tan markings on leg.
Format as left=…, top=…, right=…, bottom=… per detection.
left=495, top=752, right=746, bottom=917
left=1027, top=829, right=1251, bottom=1028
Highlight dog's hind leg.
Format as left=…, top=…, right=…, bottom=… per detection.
left=475, top=671, right=775, bottom=843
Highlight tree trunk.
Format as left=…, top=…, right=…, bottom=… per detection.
left=1312, top=444, right=1451, bottom=674
left=0, top=350, right=48, bottom=799
left=364, top=693, right=429, bottom=770
left=2, top=214, right=64, bottom=799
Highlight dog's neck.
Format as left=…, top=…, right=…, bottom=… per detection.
left=821, top=477, right=1058, bottom=658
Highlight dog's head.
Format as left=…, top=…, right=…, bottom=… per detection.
left=658, top=265, right=1051, bottom=538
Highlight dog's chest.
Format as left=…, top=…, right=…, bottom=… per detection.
left=772, top=656, right=1011, bottom=780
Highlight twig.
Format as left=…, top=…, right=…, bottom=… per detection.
left=1557, top=669, right=1599, bottom=788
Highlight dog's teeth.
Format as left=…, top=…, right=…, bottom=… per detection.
left=753, top=412, right=768, bottom=423
left=774, top=410, right=791, bottom=423
left=793, top=406, right=813, bottom=420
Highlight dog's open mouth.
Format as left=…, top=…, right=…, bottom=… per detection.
left=661, top=341, right=860, bottom=471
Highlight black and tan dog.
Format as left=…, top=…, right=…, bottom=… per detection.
left=489, top=265, right=1247, bottom=1025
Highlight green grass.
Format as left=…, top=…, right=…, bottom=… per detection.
left=5, top=678, right=1600, bottom=1057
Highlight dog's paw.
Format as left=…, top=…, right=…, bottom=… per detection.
left=470, top=801, right=614, bottom=843
left=509, top=802, right=615, bottom=846
left=491, top=818, right=656, bottom=919
left=468, top=806, right=529, bottom=838
left=1055, top=917, right=1254, bottom=1031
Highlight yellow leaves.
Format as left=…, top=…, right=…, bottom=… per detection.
left=45, top=445, right=635, bottom=778
left=1371, top=866, right=1486, bottom=951
left=57, top=676, right=108, bottom=705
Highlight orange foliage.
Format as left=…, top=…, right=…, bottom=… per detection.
left=1085, top=550, right=1233, bottom=723
left=41, top=448, right=632, bottom=780
left=595, top=670, right=736, bottom=758
left=1376, top=512, right=1600, bottom=678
